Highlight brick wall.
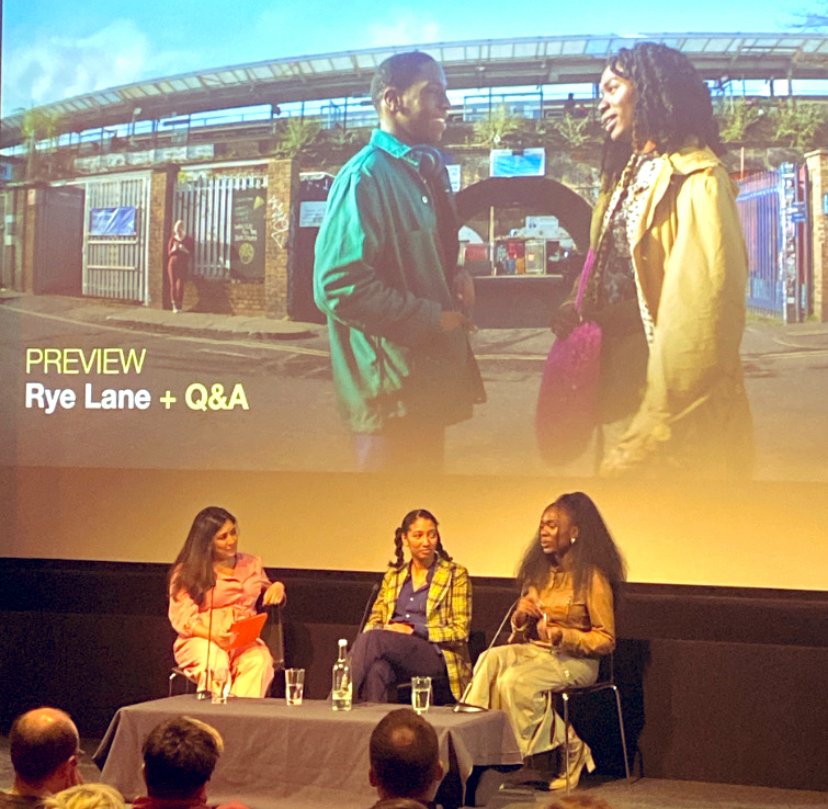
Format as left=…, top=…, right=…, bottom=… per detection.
left=148, top=167, right=176, bottom=309
left=21, top=186, right=40, bottom=293
left=160, top=158, right=297, bottom=317
left=190, top=276, right=266, bottom=315
left=805, top=149, right=828, bottom=322
left=265, top=157, right=298, bottom=318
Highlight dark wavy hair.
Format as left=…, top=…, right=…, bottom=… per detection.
left=142, top=717, right=221, bottom=799
left=169, top=506, right=236, bottom=605
left=601, top=42, right=723, bottom=189
left=370, top=51, right=438, bottom=109
left=390, top=508, right=452, bottom=569
left=516, top=493, right=626, bottom=598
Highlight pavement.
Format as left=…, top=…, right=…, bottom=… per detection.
left=3, top=290, right=828, bottom=360
left=0, top=290, right=324, bottom=342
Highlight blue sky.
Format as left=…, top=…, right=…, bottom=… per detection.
left=1, top=0, right=821, bottom=115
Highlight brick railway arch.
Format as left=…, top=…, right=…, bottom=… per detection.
left=455, top=176, right=592, bottom=251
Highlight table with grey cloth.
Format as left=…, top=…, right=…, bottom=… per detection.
left=93, top=695, right=522, bottom=809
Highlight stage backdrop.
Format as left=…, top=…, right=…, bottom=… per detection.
left=2, top=467, right=827, bottom=591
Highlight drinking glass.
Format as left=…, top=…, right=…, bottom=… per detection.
left=285, top=668, right=305, bottom=706
left=210, top=669, right=230, bottom=704
left=411, top=676, right=432, bottom=714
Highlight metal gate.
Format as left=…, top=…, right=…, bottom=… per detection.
left=173, top=172, right=266, bottom=279
left=737, top=163, right=810, bottom=321
left=0, top=191, right=9, bottom=288
left=33, top=186, right=84, bottom=294
left=75, top=171, right=152, bottom=302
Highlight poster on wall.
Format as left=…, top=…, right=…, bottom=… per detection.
left=230, top=189, right=267, bottom=279
left=89, top=207, right=137, bottom=236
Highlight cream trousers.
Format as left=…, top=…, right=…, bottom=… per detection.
left=466, top=643, right=598, bottom=757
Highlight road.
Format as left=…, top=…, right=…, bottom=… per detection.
left=1, top=296, right=827, bottom=480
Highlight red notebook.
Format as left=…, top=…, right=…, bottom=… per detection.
left=227, top=612, right=267, bottom=650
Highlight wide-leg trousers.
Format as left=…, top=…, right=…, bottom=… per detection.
left=174, top=637, right=274, bottom=698
left=350, top=628, right=448, bottom=702
left=465, top=643, right=598, bottom=757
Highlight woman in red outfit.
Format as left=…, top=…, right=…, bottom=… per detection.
left=166, top=219, right=194, bottom=313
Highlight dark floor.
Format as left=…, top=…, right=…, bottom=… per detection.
left=1, top=737, right=825, bottom=809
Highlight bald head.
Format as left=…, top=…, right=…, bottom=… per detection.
left=369, top=709, right=441, bottom=800
left=10, top=707, right=80, bottom=786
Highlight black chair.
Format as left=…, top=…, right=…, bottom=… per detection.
left=393, top=673, right=457, bottom=706
left=547, top=652, right=632, bottom=793
left=392, top=629, right=486, bottom=706
left=168, top=665, right=197, bottom=696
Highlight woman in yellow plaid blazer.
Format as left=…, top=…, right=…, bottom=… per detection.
left=350, top=509, right=472, bottom=703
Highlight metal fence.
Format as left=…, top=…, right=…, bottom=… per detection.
left=737, top=170, right=783, bottom=317
left=173, top=172, right=266, bottom=279
left=76, top=171, right=151, bottom=302
left=737, top=163, right=809, bottom=321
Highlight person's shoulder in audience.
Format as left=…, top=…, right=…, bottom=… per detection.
left=0, top=792, right=62, bottom=809
left=369, top=800, right=430, bottom=809
left=545, top=796, right=615, bottom=809
left=57, top=784, right=124, bottom=809
left=132, top=798, right=249, bottom=809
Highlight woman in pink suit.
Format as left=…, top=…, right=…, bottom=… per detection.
left=168, top=506, right=285, bottom=697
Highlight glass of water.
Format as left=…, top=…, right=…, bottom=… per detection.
left=210, top=669, right=230, bottom=704
left=285, top=668, right=305, bottom=706
left=411, top=676, right=432, bottom=714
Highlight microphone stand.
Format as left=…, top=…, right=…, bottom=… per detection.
left=353, top=581, right=381, bottom=646
left=452, top=597, right=519, bottom=713
left=196, top=588, right=214, bottom=699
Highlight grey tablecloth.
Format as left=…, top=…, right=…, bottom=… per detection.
left=94, top=696, right=521, bottom=809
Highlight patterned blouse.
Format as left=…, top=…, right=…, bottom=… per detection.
left=586, top=152, right=663, bottom=343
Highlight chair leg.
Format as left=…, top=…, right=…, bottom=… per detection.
left=562, top=693, right=572, bottom=794
left=610, top=684, right=632, bottom=783
left=169, top=667, right=197, bottom=698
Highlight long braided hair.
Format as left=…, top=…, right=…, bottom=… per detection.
left=389, top=508, right=453, bottom=569
left=600, top=41, right=723, bottom=193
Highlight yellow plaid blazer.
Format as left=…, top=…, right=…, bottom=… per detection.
left=365, top=557, right=472, bottom=701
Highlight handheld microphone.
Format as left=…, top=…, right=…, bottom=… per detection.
left=452, top=597, right=519, bottom=713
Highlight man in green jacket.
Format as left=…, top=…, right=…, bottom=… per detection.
left=314, top=51, right=484, bottom=471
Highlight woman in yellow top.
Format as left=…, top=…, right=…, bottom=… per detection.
left=350, top=508, right=472, bottom=703
left=465, top=492, right=625, bottom=790
left=553, top=42, right=752, bottom=479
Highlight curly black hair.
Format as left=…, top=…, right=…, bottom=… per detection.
left=601, top=42, right=723, bottom=189
left=389, top=508, right=452, bottom=569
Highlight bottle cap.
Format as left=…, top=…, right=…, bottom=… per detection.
left=338, top=638, right=347, bottom=646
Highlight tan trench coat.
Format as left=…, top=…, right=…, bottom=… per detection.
left=598, top=144, right=753, bottom=478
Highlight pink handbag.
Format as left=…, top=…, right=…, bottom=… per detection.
left=536, top=249, right=602, bottom=464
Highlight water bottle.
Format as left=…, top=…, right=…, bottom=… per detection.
left=331, top=638, right=352, bottom=711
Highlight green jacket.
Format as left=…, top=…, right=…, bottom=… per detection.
left=314, top=129, right=483, bottom=433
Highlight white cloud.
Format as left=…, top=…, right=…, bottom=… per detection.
left=368, top=13, right=442, bottom=49
left=2, top=18, right=189, bottom=115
